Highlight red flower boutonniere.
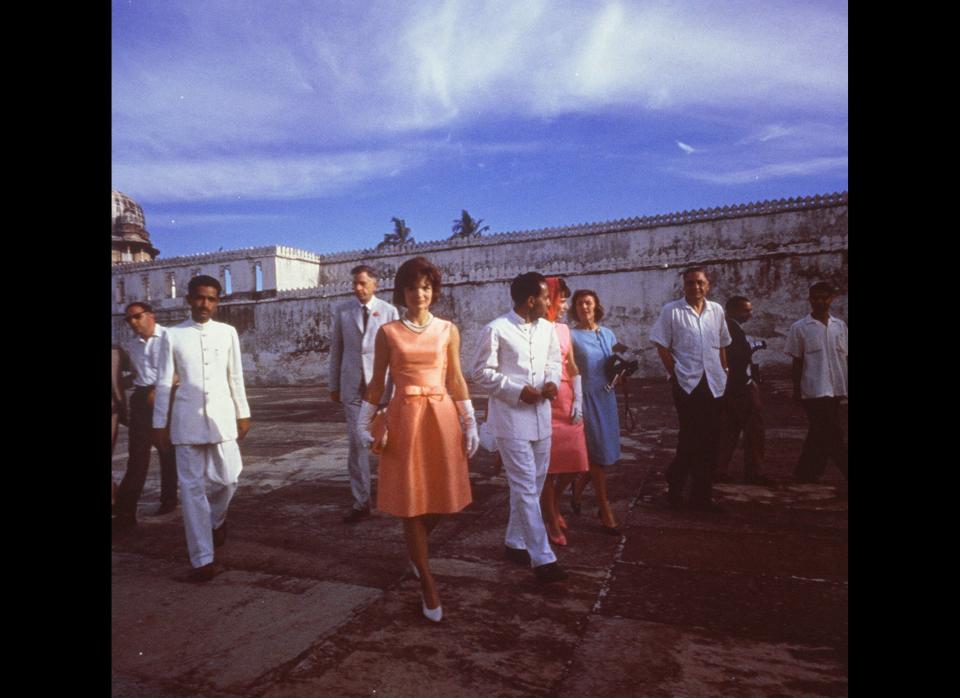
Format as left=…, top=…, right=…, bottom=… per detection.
left=372, top=311, right=380, bottom=318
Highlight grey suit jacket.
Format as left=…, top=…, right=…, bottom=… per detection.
left=328, top=295, right=399, bottom=401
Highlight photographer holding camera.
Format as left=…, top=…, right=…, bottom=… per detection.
left=715, top=296, right=771, bottom=485
left=569, top=289, right=623, bottom=535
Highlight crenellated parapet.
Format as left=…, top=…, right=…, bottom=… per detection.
left=112, top=192, right=848, bottom=385
left=315, top=192, right=847, bottom=263
left=112, top=245, right=304, bottom=271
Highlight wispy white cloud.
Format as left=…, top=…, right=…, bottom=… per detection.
left=112, top=0, right=847, bottom=202
left=676, top=141, right=697, bottom=154
left=683, top=156, right=848, bottom=185
left=149, top=212, right=289, bottom=228
left=113, top=149, right=424, bottom=202
left=115, top=0, right=847, bottom=140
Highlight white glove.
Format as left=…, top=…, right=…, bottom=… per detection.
left=356, top=400, right=378, bottom=448
left=570, top=375, right=584, bottom=425
left=456, top=400, right=480, bottom=458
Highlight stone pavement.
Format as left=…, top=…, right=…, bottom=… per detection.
left=111, top=371, right=847, bottom=697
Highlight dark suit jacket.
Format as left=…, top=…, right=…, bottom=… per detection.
left=725, top=319, right=753, bottom=395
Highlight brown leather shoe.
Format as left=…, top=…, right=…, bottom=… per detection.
left=186, top=563, right=219, bottom=583
left=533, top=562, right=568, bottom=584
left=213, top=522, right=227, bottom=548
left=504, top=546, right=531, bottom=566
left=341, top=507, right=371, bottom=524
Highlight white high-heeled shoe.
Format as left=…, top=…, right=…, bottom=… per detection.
left=421, top=594, right=443, bottom=623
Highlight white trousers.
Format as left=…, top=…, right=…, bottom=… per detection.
left=175, top=441, right=243, bottom=568
left=497, top=436, right=556, bottom=568
left=343, top=396, right=371, bottom=510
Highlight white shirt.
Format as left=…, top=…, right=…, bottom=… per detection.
left=784, top=314, right=848, bottom=399
left=126, top=324, right=166, bottom=387
left=471, top=311, right=562, bottom=442
left=649, top=298, right=732, bottom=397
left=153, top=317, right=251, bottom=444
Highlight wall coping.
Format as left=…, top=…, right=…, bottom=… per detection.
left=112, top=192, right=847, bottom=272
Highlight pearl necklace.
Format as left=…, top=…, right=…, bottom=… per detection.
left=402, top=312, right=434, bottom=334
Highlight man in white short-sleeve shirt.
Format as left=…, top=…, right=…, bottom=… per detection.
left=153, top=275, right=251, bottom=583
left=783, top=281, right=848, bottom=483
left=472, top=272, right=566, bottom=585
left=112, top=301, right=179, bottom=531
left=649, top=267, right=731, bottom=511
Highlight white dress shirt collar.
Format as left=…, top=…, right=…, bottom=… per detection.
left=136, top=325, right=162, bottom=343
left=508, top=309, right=537, bottom=327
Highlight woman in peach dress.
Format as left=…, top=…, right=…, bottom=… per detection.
left=539, top=277, right=590, bottom=546
left=358, top=256, right=479, bottom=623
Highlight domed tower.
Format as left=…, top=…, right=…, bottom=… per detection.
left=112, top=191, right=160, bottom=265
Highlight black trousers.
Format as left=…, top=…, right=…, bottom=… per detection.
left=667, top=375, right=722, bottom=504
left=716, top=382, right=765, bottom=478
left=114, top=387, right=178, bottom=517
left=796, top=397, right=848, bottom=481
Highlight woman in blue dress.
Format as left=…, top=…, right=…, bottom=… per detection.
left=569, top=289, right=622, bottom=534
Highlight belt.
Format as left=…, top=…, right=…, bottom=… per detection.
left=401, top=385, right=447, bottom=404
left=133, top=385, right=156, bottom=392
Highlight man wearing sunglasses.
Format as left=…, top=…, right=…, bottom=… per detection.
left=113, top=302, right=179, bottom=531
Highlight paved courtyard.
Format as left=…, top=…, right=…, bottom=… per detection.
left=111, top=369, right=847, bottom=697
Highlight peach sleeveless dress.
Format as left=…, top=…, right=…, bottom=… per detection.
left=548, top=322, right=590, bottom=473
left=376, top=318, right=472, bottom=517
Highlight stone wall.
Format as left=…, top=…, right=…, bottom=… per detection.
left=111, top=193, right=848, bottom=386
left=111, top=246, right=321, bottom=310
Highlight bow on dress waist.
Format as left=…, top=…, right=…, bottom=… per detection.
left=401, top=385, right=447, bottom=404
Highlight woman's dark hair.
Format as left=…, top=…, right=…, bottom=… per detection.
left=568, top=289, right=605, bottom=324
left=392, top=256, right=442, bottom=308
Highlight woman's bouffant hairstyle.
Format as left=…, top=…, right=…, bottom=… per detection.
left=545, top=276, right=571, bottom=322
left=392, top=256, right=443, bottom=308
left=568, top=289, right=605, bottom=324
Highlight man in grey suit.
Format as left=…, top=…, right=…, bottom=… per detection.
left=329, top=264, right=400, bottom=523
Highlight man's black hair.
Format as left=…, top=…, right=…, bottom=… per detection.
left=188, top=275, right=223, bottom=296
left=510, top=272, right=547, bottom=306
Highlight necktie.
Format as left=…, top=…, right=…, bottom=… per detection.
left=359, top=305, right=370, bottom=395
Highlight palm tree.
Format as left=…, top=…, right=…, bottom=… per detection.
left=377, top=217, right=415, bottom=249
left=450, top=210, right=490, bottom=239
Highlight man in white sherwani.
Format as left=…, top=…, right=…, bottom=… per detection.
left=329, top=264, right=399, bottom=523
left=153, top=275, right=251, bottom=583
left=472, top=272, right=567, bottom=584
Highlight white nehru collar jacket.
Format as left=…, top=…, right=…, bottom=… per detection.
left=152, top=317, right=250, bottom=445
left=471, top=310, right=562, bottom=442
left=127, top=324, right=166, bottom=387
left=784, top=314, right=848, bottom=399
left=649, top=298, right=732, bottom=397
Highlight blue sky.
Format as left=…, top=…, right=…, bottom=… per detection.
left=112, top=0, right=847, bottom=259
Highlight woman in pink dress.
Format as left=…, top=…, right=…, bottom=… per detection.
left=358, top=257, right=479, bottom=623
left=539, top=277, right=590, bottom=546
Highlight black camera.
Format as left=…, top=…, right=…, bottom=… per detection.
left=603, top=353, right=639, bottom=391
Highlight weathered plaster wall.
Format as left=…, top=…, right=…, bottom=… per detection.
left=112, top=194, right=848, bottom=386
